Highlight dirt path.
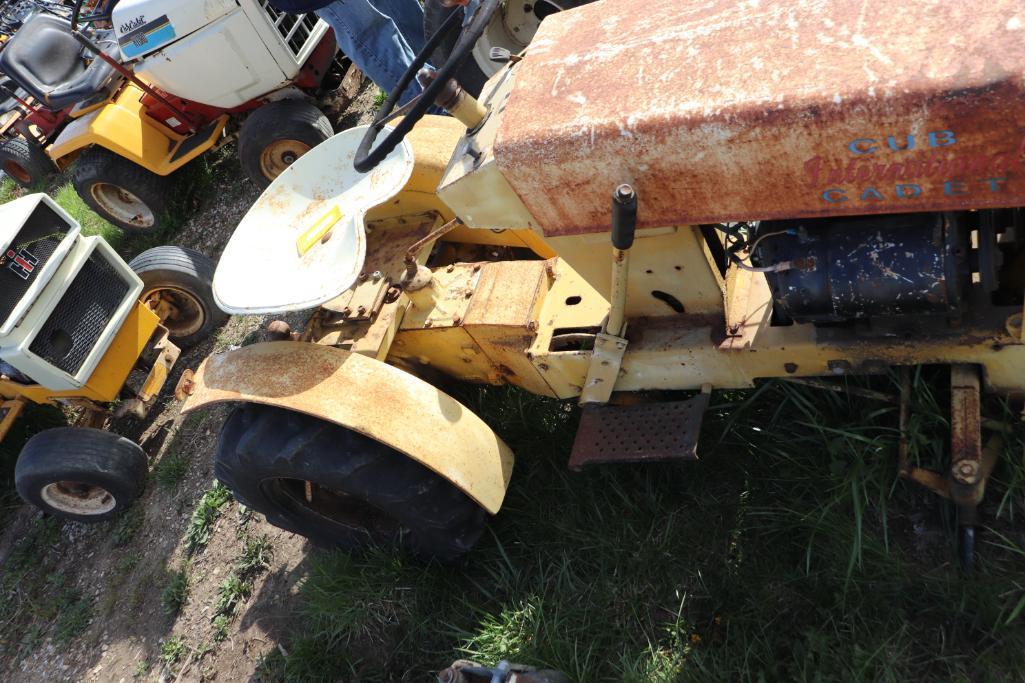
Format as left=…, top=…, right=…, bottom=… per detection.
left=0, top=84, right=381, bottom=682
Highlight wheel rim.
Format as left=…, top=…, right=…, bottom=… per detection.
left=144, top=286, right=206, bottom=338
left=40, top=480, right=116, bottom=516
left=268, top=478, right=401, bottom=538
left=258, top=140, right=310, bottom=181
left=3, top=159, right=31, bottom=184
left=89, top=182, right=156, bottom=228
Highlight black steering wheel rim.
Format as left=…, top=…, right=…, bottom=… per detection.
left=353, top=0, right=502, bottom=174
left=71, top=0, right=115, bottom=31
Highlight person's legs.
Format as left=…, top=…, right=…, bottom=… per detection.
left=316, top=0, right=422, bottom=105
left=369, top=0, right=426, bottom=56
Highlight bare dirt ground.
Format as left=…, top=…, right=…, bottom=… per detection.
left=0, top=83, right=381, bottom=682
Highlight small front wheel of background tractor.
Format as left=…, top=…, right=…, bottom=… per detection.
left=215, top=403, right=488, bottom=561
left=129, top=246, right=228, bottom=348
left=15, top=427, right=147, bottom=523
left=73, top=147, right=172, bottom=233
left=237, top=99, right=332, bottom=190
left=0, top=135, right=55, bottom=188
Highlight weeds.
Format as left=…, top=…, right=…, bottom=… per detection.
left=110, top=503, right=144, bottom=547
left=210, top=534, right=273, bottom=640
left=270, top=376, right=1025, bottom=681
left=162, top=567, right=191, bottom=617
left=160, top=635, right=189, bottom=669
left=184, top=482, right=232, bottom=555
left=153, top=449, right=190, bottom=491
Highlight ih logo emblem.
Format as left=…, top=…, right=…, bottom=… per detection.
left=5, top=247, right=38, bottom=280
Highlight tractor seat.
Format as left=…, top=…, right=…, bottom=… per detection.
left=0, top=14, right=121, bottom=112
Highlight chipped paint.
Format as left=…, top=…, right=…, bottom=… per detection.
left=494, top=0, right=1025, bottom=236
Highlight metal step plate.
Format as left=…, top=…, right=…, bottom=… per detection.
left=568, top=390, right=710, bottom=471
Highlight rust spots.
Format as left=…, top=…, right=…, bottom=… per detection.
left=494, top=0, right=1025, bottom=236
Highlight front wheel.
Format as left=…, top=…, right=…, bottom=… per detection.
left=214, top=403, right=488, bottom=560
left=15, top=427, right=147, bottom=523
left=73, top=147, right=172, bottom=233
left=0, top=135, right=55, bottom=188
left=129, top=246, right=228, bottom=348
left=237, top=100, right=332, bottom=190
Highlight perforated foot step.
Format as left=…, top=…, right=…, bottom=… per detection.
left=568, top=388, right=711, bottom=471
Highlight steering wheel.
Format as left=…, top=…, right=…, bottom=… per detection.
left=71, top=0, right=116, bottom=31
left=353, top=0, right=501, bottom=174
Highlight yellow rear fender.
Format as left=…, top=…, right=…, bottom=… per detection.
left=180, top=342, right=515, bottom=514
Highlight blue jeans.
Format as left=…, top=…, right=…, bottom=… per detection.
left=316, top=0, right=427, bottom=106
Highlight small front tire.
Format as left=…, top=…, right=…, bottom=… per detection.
left=15, top=427, right=147, bottom=523
left=73, top=147, right=172, bottom=233
left=237, top=99, right=332, bottom=190
left=0, top=135, right=54, bottom=188
left=129, top=246, right=228, bottom=348
left=215, top=403, right=488, bottom=560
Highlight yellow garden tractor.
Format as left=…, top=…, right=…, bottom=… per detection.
left=0, top=192, right=223, bottom=521
left=178, top=0, right=1025, bottom=565
left=0, top=0, right=360, bottom=232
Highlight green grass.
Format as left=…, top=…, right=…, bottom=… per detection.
left=183, top=482, right=233, bottom=556
left=153, top=449, right=190, bottom=491
left=109, top=503, right=145, bottom=547
left=266, top=373, right=1025, bottom=681
left=162, top=567, right=191, bottom=617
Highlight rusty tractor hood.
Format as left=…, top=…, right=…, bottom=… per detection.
left=493, top=0, right=1025, bottom=237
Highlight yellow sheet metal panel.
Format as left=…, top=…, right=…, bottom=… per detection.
left=543, top=225, right=725, bottom=318
left=47, top=83, right=227, bottom=175
left=181, top=342, right=515, bottom=514
left=14, top=302, right=160, bottom=405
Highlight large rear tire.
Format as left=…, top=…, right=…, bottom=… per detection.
left=214, top=403, right=488, bottom=560
left=237, top=99, right=332, bottom=190
left=129, top=246, right=228, bottom=348
left=73, top=147, right=172, bottom=233
left=15, top=427, right=147, bottom=523
left=0, top=135, right=54, bottom=188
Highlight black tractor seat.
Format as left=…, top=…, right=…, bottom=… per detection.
left=0, top=13, right=121, bottom=112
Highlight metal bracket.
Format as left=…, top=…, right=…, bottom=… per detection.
left=579, top=331, right=627, bottom=405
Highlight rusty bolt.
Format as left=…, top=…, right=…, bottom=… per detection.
left=384, top=286, right=402, bottom=303
left=453, top=316, right=462, bottom=325
left=446, top=264, right=455, bottom=273
left=472, top=263, right=482, bottom=273
left=784, top=362, right=798, bottom=374
left=356, top=305, right=367, bottom=316
left=464, top=289, right=474, bottom=299
left=358, top=272, right=368, bottom=282
left=954, top=461, right=979, bottom=484
left=538, top=363, right=549, bottom=371
left=527, top=320, right=538, bottom=331
left=424, top=320, right=433, bottom=328
left=340, top=307, right=352, bottom=318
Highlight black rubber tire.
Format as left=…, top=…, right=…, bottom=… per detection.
left=424, top=0, right=489, bottom=97
left=128, top=246, right=228, bottom=348
left=237, top=99, right=332, bottom=190
left=15, top=427, right=147, bottom=523
left=0, top=135, right=54, bottom=188
left=215, top=403, right=488, bottom=560
left=73, top=147, right=173, bottom=233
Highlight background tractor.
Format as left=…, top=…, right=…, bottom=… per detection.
left=0, top=192, right=223, bottom=521
left=0, top=0, right=362, bottom=233
left=177, top=0, right=1025, bottom=570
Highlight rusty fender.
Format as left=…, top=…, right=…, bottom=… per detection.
left=180, top=342, right=514, bottom=514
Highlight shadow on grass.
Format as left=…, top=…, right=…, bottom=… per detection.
left=249, top=372, right=1025, bottom=682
